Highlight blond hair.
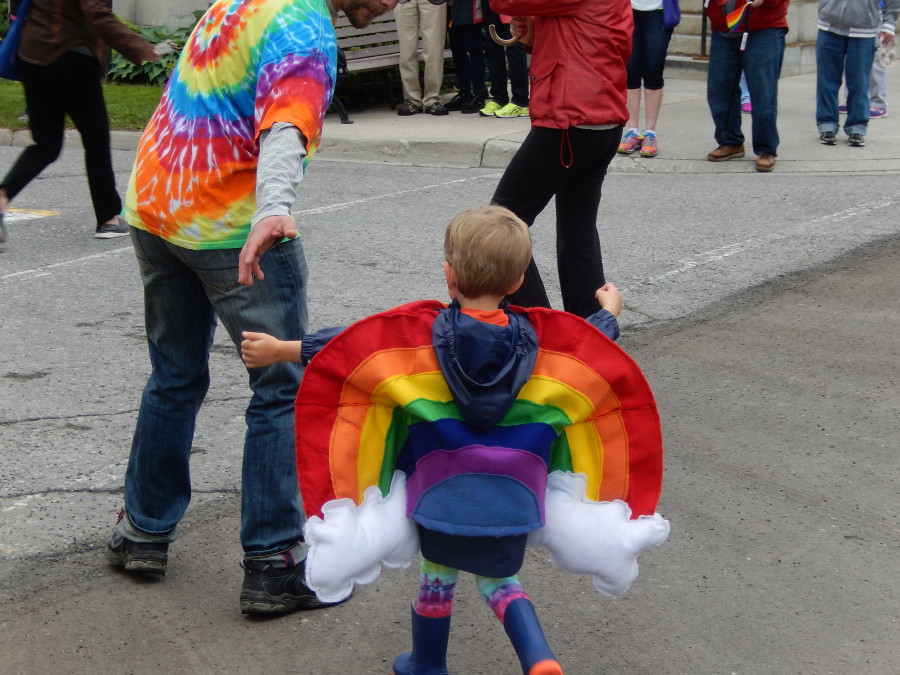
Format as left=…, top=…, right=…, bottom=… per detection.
left=444, top=205, right=532, bottom=298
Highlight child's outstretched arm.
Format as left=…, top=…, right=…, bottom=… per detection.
left=241, top=331, right=301, bottom=368
left=585, top=283, right=622, bottom=342
left=595, top=283, right=623, bottom=317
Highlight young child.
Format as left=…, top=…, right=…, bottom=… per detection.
left=250, top=205, right=669, bottom=675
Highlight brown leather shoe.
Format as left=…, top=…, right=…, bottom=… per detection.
left=755, top=154, right=776, bottom=172
left=707, top=144, right=745, bottom=162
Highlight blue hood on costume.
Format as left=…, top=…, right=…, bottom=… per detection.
left=431, top=301, right=538, bottom=429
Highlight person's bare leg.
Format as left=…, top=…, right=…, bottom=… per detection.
left=643, top=88, right=664, bottom=131
left=626, top=88, right=642, bottom=129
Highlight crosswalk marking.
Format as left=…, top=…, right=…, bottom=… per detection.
left=5, top=208, right=61, bottom=221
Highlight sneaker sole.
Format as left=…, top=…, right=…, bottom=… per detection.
left=94, top=231, right=129, bottom=239
left=239, top=590, right=340, bottom=614
left=107, top=549, right=167, bottom=575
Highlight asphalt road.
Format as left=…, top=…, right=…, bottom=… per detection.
left=0, top=145, right=898, bottom=674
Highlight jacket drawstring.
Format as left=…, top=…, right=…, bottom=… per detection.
left=559, top=128, right=573, bottom=168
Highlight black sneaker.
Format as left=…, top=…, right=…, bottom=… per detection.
left=818, top=131, right=836, bottom=145
left=107, top=530, right=168, bottom=575
left=95, top=216, right=129, bottom=239
left=848, top=133, right=866, bottom=147
left=424, top=102, right=449, bottom=116
left=397, top=100, right=422, bottom=116
left=444, top=93, right=472, bottom=112
left=461, top=96, right=486, bottom=114
left=239, top=558, right=341, bottom=615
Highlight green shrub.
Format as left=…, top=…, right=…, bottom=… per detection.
left=107, top=9, right=207, bottom=86
left=1, top=0, right=11, bottom=39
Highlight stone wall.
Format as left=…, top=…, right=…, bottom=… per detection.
left=113, top=0, right=212, bottom=30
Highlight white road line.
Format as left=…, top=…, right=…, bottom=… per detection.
left=296, top=175, right=502, bottom=215
left=5, top=212, right=54, bottom=222
left=649, top=195, right=899, bottom=284
left=0, top=246, right=132, bottom=283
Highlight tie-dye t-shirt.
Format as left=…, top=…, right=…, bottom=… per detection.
left=124, top=0, right=337, bottom=250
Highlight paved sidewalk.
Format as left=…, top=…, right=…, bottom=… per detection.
left=2, top=70, right=898, bottom=173
left=315, top=69, right=900, bottom=173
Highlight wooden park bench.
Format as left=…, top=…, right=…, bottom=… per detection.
left=332, top=12, right=452, bottom=124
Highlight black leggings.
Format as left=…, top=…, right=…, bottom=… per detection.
left=1, top=52, right=121, bottom=225
left=491, top=125, right=621, bottom=318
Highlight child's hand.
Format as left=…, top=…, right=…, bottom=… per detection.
left=595, top=283, right=623, bottom=317
left=241, top=331, right=281, bottom=368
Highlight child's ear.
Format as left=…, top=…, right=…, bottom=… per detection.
left=444, top=261, right=458, bottom=298
left=506, top=273, right=525, bottom=296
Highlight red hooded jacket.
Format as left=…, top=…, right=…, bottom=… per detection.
left=489, top=0, right=632, bottom=129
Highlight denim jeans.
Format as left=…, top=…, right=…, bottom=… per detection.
left=707, top=28, right=786, bottom=156
left=482, top=5, right=530, bottom=106
left=124, top=227, right=308, bottom=557
left=448, top=23, right=487, bottom=98
left=626, top=9, right=675, bottom=90
left=816, top=30, right=876, bottom=136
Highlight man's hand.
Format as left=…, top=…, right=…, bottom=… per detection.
left=510, top=16, right=534, bottom=47
left=238, top=215, right=298, bottom=286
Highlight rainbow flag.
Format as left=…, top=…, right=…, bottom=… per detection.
left=726, top=1, right=751, bottom=31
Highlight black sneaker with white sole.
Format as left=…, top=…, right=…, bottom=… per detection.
left=847, top=133, right=866, bottom=147
left=95, top=217, right=130, bottom=239
left=239, top=558, right=343, bottom=615
left=107, top=531, right=169, bottom=575
left=818, top=131, right=837, bottom=145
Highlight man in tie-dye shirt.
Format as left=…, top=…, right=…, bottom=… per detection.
left=108, top=0, right=401, bottom=616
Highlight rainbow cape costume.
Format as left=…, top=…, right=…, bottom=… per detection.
left=295, top=301, right=670, bottom=603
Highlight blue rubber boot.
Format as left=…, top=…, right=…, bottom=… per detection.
left=502, top=598, right=563, bottom=675
left=392, top=604, right=451, bottom=675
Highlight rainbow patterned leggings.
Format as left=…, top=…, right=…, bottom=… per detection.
left=414, top=558, right=530, bottom=621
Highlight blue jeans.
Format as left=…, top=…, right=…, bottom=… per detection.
left=482, top=6, right=529, bottom=106
left=707, top=28, right=786, bottom=156
left=124, top=227, right=308, bottom=557
left=816, top=30, right=875, bottom=136
left=448, top=23, right=487, bottom=97
left=626, top=9, right=674, bottom=90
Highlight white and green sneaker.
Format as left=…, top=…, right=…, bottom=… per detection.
left=494, top=103, right=529, bottom=118
left=479, top=100, right=504, bottom=117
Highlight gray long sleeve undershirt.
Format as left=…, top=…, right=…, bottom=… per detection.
left=251, top=122, right=308, bottom=228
